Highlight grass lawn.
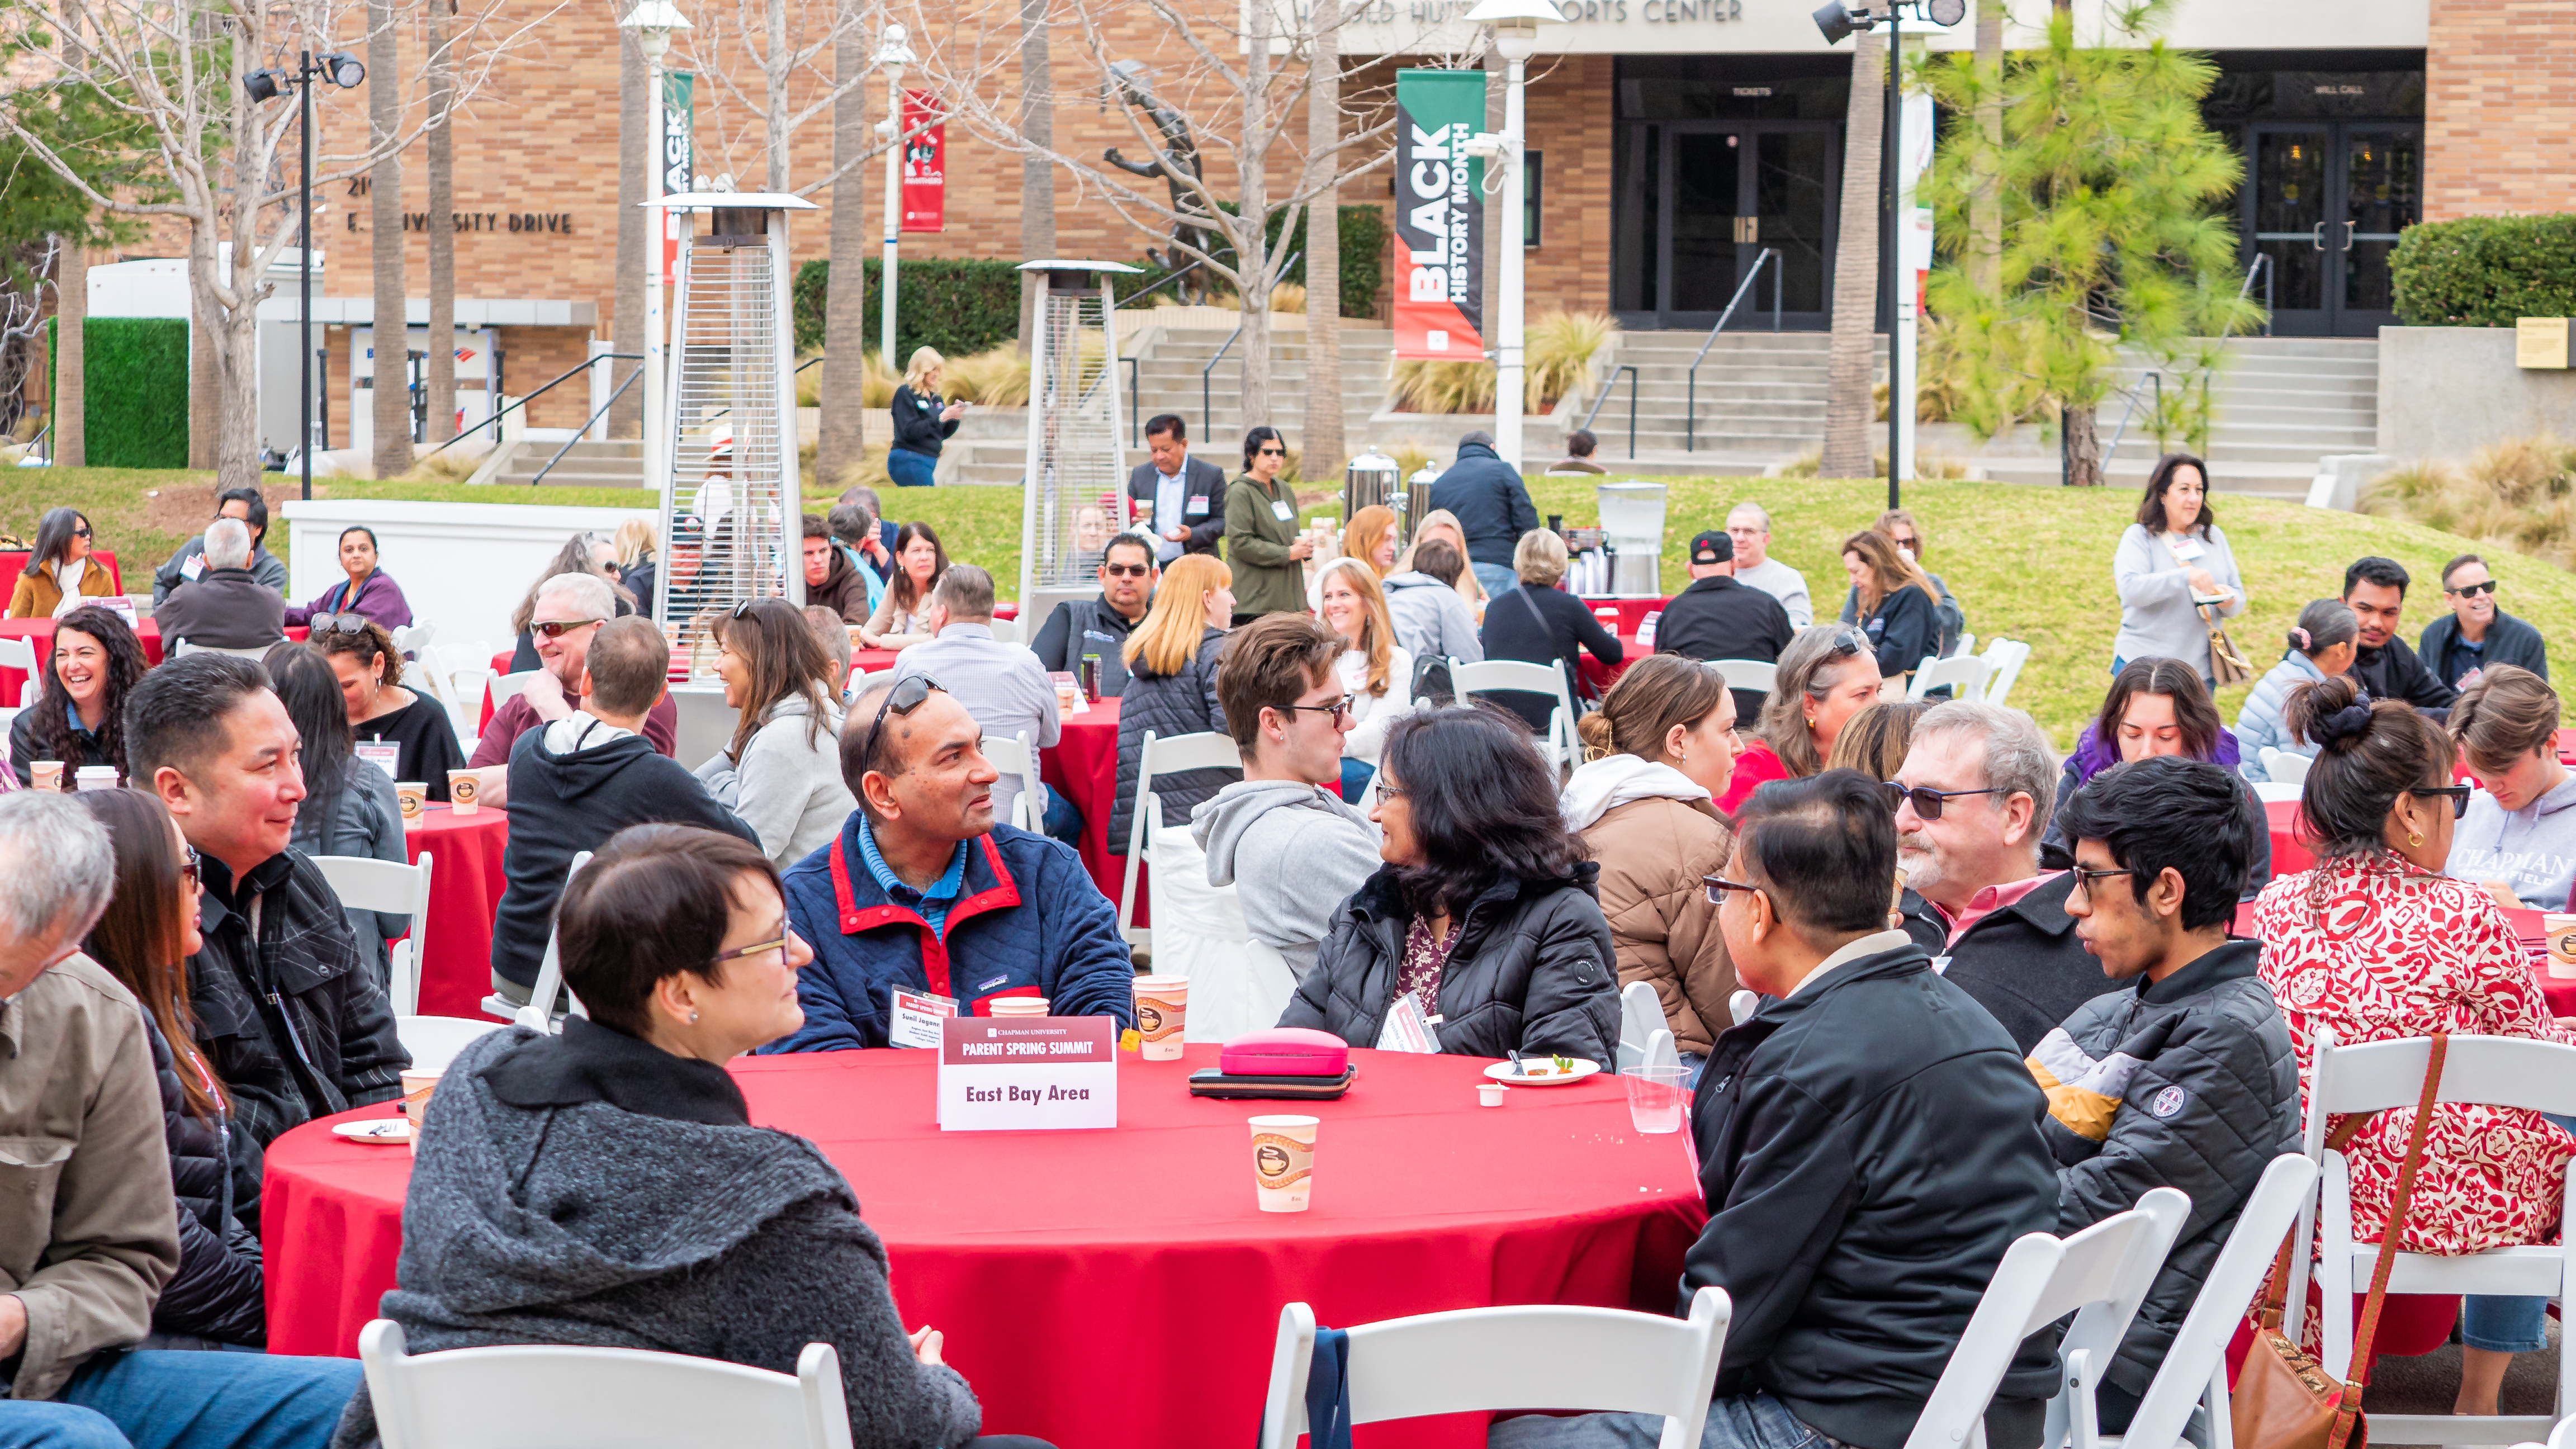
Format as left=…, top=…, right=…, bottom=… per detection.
left=19, top=467, right=2566, bottom=744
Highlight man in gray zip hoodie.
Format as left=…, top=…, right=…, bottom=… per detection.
left=1194, top=615, right=1383, bottom=980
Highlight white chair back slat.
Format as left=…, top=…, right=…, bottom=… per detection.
left=1906, top=653, right=1991, bottom=703
left=1707, top=659, right=1777, bottom=694
left=1617, top=979, right=1664, bottom=1074
left=1450, top=657, right=1580, bottom=771
left=1117, top=728, right=1240, bottom=945
left=1980, top=639, right=2033, bottom=711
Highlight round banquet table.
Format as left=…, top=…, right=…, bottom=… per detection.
left=401, top=804, right=513, bottom=1019
left=262, top=1044, right=1704, bottom=1449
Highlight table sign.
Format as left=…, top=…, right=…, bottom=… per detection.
left=936, top=1015, right=1117, bottom=1130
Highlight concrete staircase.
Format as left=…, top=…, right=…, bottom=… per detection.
left=482, top=437, right=648, bottom=488
left=1139, top=325, right=1398, bottom=452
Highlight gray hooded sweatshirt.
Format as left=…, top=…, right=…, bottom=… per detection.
left=1192, top=779, right=1382, bottom=981
left=2448, top=771, right=2576, bottom=912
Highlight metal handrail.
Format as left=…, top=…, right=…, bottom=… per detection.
left=2231, top=254, right=2274, bottom=340
left=2100, top=370, right=2162, bottom=472
left=1684, top=248, right=1783, bottom=453
left=525, top=366, right=644, bottom=487
left=1125, top=357, right=1140, bottom=444
left=1576, top=364, right=1640, bottom=459
left=1197, top=250, right=1295, bottom=437
left=418, top=352, right=641, bottom=463
left=1121, top=258, right=1206, bottom=309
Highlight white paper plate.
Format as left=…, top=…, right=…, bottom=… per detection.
left=332, top=1117, right=413, bottom=1144
left=1483, top=1059, right=1602, bottom=1087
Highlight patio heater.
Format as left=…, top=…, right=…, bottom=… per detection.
left=1017, top=259, right=1143, bottom=626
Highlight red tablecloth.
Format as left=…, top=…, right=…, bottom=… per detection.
left=403, top=804, right=513, bottom=1020
left=0, top=550, right=123, bottom=603
left=1579, top=633, right=1645, bottom=695
left=262, top=1045, right=1703, bottom=1448
left=0, top=618, right=309, bottom=703
left=1040, top=697, right=1131, bottom=916
left=1578, top=596, right=1668, bottom=634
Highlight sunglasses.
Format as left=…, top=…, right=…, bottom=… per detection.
left=1256, top=447, right=1286, bottom=457
left=1827, top=630, right=1868, bottom=658
left=72, top=527, right=92, bottom=539
left=862, top=671, right=943, bottom=771
left=1703, top=875, right=1769, bottom=908
left=531, top=617, right=604, bottom=640
left=1102, top=562, right=1152, bottom=579
left=2409, top=784, right=2473, bottom=820
left=1882, top=781, right=2000, bottom=820
left=181, top=845, right=201, bottom=889
left=310, top=612, right=372, bottom=636
left=2447, top=579, right=2498, bottom=598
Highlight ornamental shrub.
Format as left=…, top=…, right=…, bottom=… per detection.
left=2390, top=215, right=2576, bottom=326
left=48, top=317, right=189, bottom=468
left=790, top=257, right=1023, bottom=359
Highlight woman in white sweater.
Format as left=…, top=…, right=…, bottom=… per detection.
left=2112, top=452, right=2247, bottom=685
left=1314, top=558, right=1415, bottom=800
left=696, top=598, right=857, bottom=864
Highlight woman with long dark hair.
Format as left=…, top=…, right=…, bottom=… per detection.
left=266, top=641, right=409, bottom=978
left=2041, top=656, right=2269, bottom=898
left=696, top=597, right=854, bottom=864
left=858, top=522, right=950, bottom=651
left=74, top=787, right=267, bottom=1347
left=7, top=602, right=148, bottom=785
left=1280, top=704, right=1620, bottom=1066
left=6, top=505, right=117, bottom=618
left=1840, top=529, right=1939, bottom=685
left=2113, top=451, right=2247, bottom=684
left=285, top=524, right=414, bottom=632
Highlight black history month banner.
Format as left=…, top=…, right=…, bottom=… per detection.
left=1391, top=68, right=1484, bottom=362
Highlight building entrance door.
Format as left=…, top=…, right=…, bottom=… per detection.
left=2244, top=121, right=2419, bottom=337
left=1653, top=122, right=1837, bottom=330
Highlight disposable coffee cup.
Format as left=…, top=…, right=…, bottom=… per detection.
left=2547, top=914, right=2576, bottom=979
left=73, top=765, right=117, bottom=792
left=400, top=1068, right=441, bottom=1156
left=447, top=770, right=481, bottom=816
left=1134, top=975, right=1189, bottom=1060
left=988, top=997, right=1052, bottom=1018
left=1250, top=1115, right=1318, bottom=1212
left=395, top=782, right=428, bottom=828
left=30, top=760, right=62, bottom=792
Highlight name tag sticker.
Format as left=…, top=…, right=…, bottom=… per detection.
left=1271, top=499, right=1294, bottom=522
left=1186, top=495, right=1210, bottom=518
left=180, top=553, right=205, bottom=581
left=890, top=989, right=958, bottom=1049
left=354, top=742, right=402, bottom=778
left=2168, top=537, right=2206, bottom=562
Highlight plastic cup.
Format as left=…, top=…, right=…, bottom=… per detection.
left=1478, top=1082, right=1508, bottom=1107
left=72, top=765, right=117, bottom=792
left=1621, top=1064, right=1690, bottom=1135
left=1134, top=975, right=1189, bottom=1060
left=988, top=997, right=1052, bottom=1018
left=30, top=761, right=62, bottom=792
left=2547, top=914, right=2576, bottom=979
left=448, top=770, right=481, bottom=815
left=400, top=1068, right=441, bottom=1156
left=395, top=782, right=428, bottom=828
left=1249, top=1115, right=1318, bottom=1212
left=1050, top=673, right=1079, bottom=717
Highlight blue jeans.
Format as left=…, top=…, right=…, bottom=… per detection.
left=1041, top=788, right=1086, bottom=849
left=1472, top=562, right=1521, bottom=600
left=1491, top=1389, right=1839, bottom=1449
left=887, top=448, right=937, bottom=487
left=0, top=1349, right=361, bottom=1449
left=1679, top=1050, right=1709, bottom=1091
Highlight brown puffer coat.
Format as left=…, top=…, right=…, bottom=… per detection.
left=1581, top=794, right=1736, bottom=1054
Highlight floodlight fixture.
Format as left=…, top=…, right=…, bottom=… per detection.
left=243, top=68, right=287, bottom=101
left=320, top=51, right=365, bottom=87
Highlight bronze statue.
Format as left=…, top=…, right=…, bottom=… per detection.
left=1104, top=60, right=1213, bottom=304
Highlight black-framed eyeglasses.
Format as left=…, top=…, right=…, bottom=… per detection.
left=531, top=617, right=604, bottom=640
left=1703, top=875, right=1769, bottom=908
left=1284, top=695, right=1354, bottom=723
left=72, top=527, right=92, bottom=539
left=1882, top=781, right=2001, bottom=821
left=2410, top=784, right=2473, bottom=820
left=2067, top=865, right=2138, bottom=901
left=310, top=612, right=372, bottom=636
left=2447, top=579, right=2498, bottom=598
left=180, top=846, right=201, bottom=889
left=862, top=671, right=943, bottom=772
left=1102, top=562, right=1152, bottom=579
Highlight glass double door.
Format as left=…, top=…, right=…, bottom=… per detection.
left=2245, top=122, right=2421, bottom=337
left=1652, top=122, right=1838, bottom=329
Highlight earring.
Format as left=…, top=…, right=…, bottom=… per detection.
left=2407, top=831, right=2423, bottom=848
left=689, top=1011, right=700, bottom=1023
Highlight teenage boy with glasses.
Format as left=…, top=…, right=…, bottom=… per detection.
left=2419, top=552, right=2549, bottom=692
left=764, top=674, right=1134, bottom=1052
left=1031, top=531, right=1160, bottom=698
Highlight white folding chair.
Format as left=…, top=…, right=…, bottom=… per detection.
left=1451, top=657, right=1579, bottom=772
left=358, top=1319, right=853, bottom=1449
left=491, top=669, right=551, bottom=714
left=482, top=851, right=596, bottom=1029
left=2260, top=748, right=2312, bottom=787
left=1909, top=1189, right=2190, bottom=1449
left=1907, top=652, right=1991, bottom=703
left=979, top=731, right=1048, bottom=832
left=389, top=622, right=437, bottom=656
left=169, top=640, right=274, bottom=660
left=2297, top=1032, right=2576, bottom=1448
left=311, top=851, right=436, bottom=1014
left=1116, top=728, right=1240, bottom=949
left=1258, top=1287, right=1732, bottom=1449
left=1219, top=937, right=1303, bottom=1040
left=1142, top=795, right=1250, bottom=1016
left=1730, top=988, right=1762, bottom=1027
left=1981, top=638, right=2034, bottom=711
left=850, top=667, right=898, bottom=696
left=1707, top=659, right=1777, bottom=694
left=2251, top=781, right=2303, bottom=804
left=984, top=616, right=1022, bottom=645
left=1617, top=979, right=1665, bottom=1074
left=2106, top=1155, right=2319, bottom=1449
left=0, top=636, right=36, bottom=707
left=1950, top=630, right=1978, bottom=661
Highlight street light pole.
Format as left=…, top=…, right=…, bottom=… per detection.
left=621, top=2, right=692, bottom=516
left=877, top=25, right=915, bottom=370
left=1464, top=0, right=1563, bottom=477
left=245, top=51, right=363, bottom=502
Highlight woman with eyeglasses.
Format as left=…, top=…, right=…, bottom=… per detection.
left=1310, top=557, right=1414, bottom=800
left=859, top=522, right=950, bottom=652
left=284, top=524, right=414, bottom=632
left=1280, top=705, right=1620, bottom=1067
left=315, top=613, right=468, bottom=801
left=2445, top=665, right=2576, bottom=911
left=335, top=824, right=1049, bottom=1449
left=2040, top=657, right=2270, bottom=899
left=74, top=787, right=268, bottom=1347
left=697, top=598, right=856, bottom=865
left=507, top=532, right=637, bottom=670
left=1562, top=655, right=1742, bottom=1079
left=6, top=505, right=118, bottom=619
left=268, top=642, right=410, bottom=980
left=1109, top=553, right=1235, bottom=853
left=1717, top=624, right=1884, bottom=816
left=2253, top=671, right=2576, bottom=1414
left=1221, top=425, right=1311, bottom=624
left=8, top=602, right=147, bottom=787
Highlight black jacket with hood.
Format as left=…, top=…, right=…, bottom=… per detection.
left=491, top=714, right=758, bottom=990
left=1427, top=440, right=1541, bottom=570
left=1277, top=862, right=1621, bottom=1066
left=2026, top=937, right=2299, bottom=1400
left=1687, top=937, right=2061, bottom=1449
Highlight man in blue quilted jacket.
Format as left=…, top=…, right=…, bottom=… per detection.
left=761, top=676, right=1136, bottom=1052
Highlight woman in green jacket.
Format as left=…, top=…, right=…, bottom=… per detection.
left=1223, top=425, right=1312, bottom=622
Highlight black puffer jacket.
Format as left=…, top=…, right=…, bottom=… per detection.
left=1109, top=627, right=1233, bottom=850
left=1277, top=864, right=1621, bottom=1066
left=2028, top=938, right=2298, bottom=1400
left=145, top=1018, right=266, bottom=1346
left=1426, top=440, right=1540, bottom=570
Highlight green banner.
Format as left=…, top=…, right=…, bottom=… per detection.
left=1391, top=68, right=1484, bottom=362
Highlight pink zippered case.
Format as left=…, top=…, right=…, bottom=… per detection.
left=1219, top=1027, right=1350, bottom=1077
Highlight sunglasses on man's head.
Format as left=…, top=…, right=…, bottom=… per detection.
left=2447, top=579, right=2498, bottom=598
left=531, top=618, right=604, bottom=640
left=863, top=671, right=944, bottom=768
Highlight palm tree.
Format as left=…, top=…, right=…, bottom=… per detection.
left=53, top=236, right=84, bottom=467
left=1014, top=0, right=1052, bottom=354
left=368, top=0, right=408, bottom=481
left=816, top=23, right=869, bottom=486
left=1966, top=0, right=2002, bottom=295
left=1820, top=29, right=1884, bottom=480
left=424, top=0, right=456, bottom=446
left=1299, top=0, right=1343, bottom=478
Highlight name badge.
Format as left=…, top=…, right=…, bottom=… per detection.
left=1930, top=955, right=1952, bottom=976
left=2167, top=536, right=2206, bottom=562
left=180, top=553, right=205, bottom=581
left=1375, top=995, right=1443, bottom=1053
left=1270, top=499, right=1294, bottom=522
left=354, top=742, right=402, bottom=778
left=1185, top=495, right=1210, bottom=518
left=889, top=989, right=958, bottom=1049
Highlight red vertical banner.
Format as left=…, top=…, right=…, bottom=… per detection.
left=901, top=89, right=945, bottom=233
